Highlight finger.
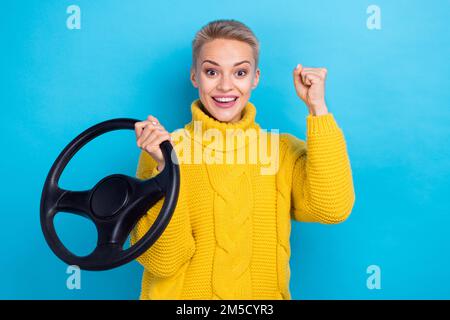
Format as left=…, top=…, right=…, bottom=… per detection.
left=301, top=71, right=313, bottom=86
left=296, top=65, right=316, bottom=86
left=303, top=73, right=322, bottom=85
left=301, top=67, right=327, bottom=74
left=301, top=73, right=308, bottom=85
left=142, top=132, right=171, bottom=151
left=140, top=126, right=166, bottom=148
left=293, top=64, right=307, bottom=92
left=137, top=123, right=161, bottom=146
left=136, top=123, right=154, bottom=147
left=135, top=119, right=155, bottom=140
left=146, top=118, right=166, bottom=132
left=135, top=115, right=161, bottom=139
left=141, top=127, right=161, bottom=148
left=142, top=144, right=160, bottom=155
left=153, top=133, right=172, bottom=146
left=301, top=69, right=327, bottom=80
left=135, top=121, right=149, bottom=140
left=147, top=115, right=160, bottom=125
left=302, top=67, right=327, bottom=73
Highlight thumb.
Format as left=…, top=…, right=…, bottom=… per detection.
left=293, top=64, right=307, bottom=95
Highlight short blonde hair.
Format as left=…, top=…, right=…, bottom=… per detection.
left=191, top=19, right=260, bottom=71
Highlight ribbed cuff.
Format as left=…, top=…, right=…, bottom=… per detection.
left=306, top=113, right=340, bottom=136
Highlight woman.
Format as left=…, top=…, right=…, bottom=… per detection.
left=131, top=19, right=355, bottom=300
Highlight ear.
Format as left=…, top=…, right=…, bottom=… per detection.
left=190, top=67, right=199, bottom=88
left=251, top=67, right=260, bottom=89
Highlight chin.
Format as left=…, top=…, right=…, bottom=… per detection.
left=208, top=97, right=242, bottom=122
left=212, top=108, right=242, bottom=123
left=214, top=114, right=236, bottom=123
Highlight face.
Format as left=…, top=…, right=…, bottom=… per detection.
left=190, top=38, right=260, bottom=123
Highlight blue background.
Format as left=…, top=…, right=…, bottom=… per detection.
left=1, top=0, right=449, bottom=299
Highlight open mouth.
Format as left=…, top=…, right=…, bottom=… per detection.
left=211, top=96, right=238, bottom=108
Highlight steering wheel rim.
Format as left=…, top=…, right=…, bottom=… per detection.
left=40, top=118, right=179, bottom=271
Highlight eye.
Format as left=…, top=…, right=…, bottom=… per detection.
left=205, top=68, right=248, bottom=77
left=236, top=69, right=248, bottom=77
left=205, top=69, right=217, bottom=76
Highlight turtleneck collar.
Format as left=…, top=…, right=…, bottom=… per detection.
left=184, top=98, right=260, bottom=152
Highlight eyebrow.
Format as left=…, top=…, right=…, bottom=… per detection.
left=201, top=59, right=251, bottom=67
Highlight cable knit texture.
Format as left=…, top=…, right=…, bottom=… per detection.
left=130, top=98, right=355, bottom=299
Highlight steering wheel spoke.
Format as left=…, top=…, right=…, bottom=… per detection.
left=55, top=188, right=93, bottom=219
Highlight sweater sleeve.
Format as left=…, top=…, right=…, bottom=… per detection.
left=130, top=150, right=196, bottom=278
left=290, top=113, right=355, bottom=224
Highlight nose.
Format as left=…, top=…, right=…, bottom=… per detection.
left=217, top=74, right=233, bottom=91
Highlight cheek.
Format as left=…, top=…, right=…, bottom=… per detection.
left=241, top=75, right=254, bottom=86
left=237, top=80, right=254, bottom=94
left=198, top=76, right=216, bottom=92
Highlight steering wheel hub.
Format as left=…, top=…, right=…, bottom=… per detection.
left=91, top=177, right=130, bottom=218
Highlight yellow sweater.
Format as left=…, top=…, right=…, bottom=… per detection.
left=130, top=98, right=355, bottom=300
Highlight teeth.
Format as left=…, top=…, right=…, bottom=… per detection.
left=213, top=97, right=236, bottom=102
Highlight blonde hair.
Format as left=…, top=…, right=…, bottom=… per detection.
left=191, top=19, right=260, bottom=72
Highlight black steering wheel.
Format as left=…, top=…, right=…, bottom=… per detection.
left=40, top=118, right=179, bottom=271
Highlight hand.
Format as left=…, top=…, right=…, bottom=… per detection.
left=293, top=64, right=329, bottom=115
left=134, top=115, right=173, bottom=171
